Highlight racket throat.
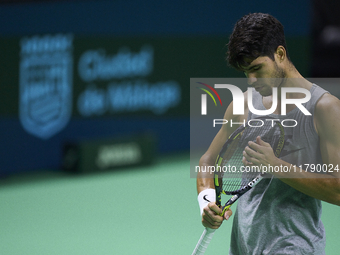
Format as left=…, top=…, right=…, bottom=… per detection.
left=215, top=187, right=223, bottom=207
left=220, top=194, right=239, bottom=216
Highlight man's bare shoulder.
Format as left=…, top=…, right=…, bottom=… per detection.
left=314, top=93, right=340, bottom=134
left=315, top=93, right=340, bottom=115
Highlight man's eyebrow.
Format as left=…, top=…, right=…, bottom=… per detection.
left=242, top=63, right=261, bottom=72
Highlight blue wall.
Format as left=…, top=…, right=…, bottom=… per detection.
left=0, top=0, right=311, bottom=174
left=0, top=0, right=310, bottom=36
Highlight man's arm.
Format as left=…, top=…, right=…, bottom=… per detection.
left=197, top=126, right=229, bottom=229
left=197, top=95, right=248, bottom=228
left=196, top=103, right=232, bottom=229
left=243, top=93, right=340, bottom=206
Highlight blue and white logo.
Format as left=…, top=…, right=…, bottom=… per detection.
left=19, top=34, right=73, bottom=139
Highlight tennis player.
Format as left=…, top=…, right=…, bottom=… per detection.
left=197, top=13, right=340, bottom=254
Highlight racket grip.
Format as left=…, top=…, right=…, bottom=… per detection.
left=191, top=228, right=216, bottom=255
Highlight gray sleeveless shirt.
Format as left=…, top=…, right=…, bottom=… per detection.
left=229, top=84, right=328, bottom=255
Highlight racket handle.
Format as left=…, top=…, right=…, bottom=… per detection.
left=191, top=228, right=216, bottom=255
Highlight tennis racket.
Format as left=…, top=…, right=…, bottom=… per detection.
left=192, top=117, right=285, bottom=255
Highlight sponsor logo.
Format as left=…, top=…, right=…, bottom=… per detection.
left=203, top=195, right=211, bottom=202
left=77, top=45, right=181, bottom=116
left=19, top=34, right=73, bottom=139
left=248, top=176, right=261, bottom=187
left=96, top=142, right=142, bottom=169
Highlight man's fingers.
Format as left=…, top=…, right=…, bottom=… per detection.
left=202, top=203, right=224, bottom=229
left=256, top=136, right=269, bottom=145
left=202, top=213, right=222, bottom=227
left=244, top=146, right=258, bottom=158
left=224, top=208, right=233, bottom=220
left=208, top=202, right=222, bottom=215
left=243, top=148, right=261, bottom=165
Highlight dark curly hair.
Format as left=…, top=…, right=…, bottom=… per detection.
left=227, top=13, right=290, bottom=70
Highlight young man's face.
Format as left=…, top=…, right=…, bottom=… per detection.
left=241, top=56, right=286, bottom=97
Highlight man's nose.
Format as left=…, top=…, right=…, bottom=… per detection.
left=247, top=73, right=257, bottom=86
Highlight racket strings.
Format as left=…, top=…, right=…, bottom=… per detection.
left=219, top=120, right=283, bottom=193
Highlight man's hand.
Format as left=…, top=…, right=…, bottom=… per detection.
left=202, top=202, right=233, bottom=229
left=242, top=136, right=279, bottom=168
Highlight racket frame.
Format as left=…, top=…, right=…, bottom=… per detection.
left=215, top=118, right=285, bottom=215
left=192, top=117, right=285, bottom=255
